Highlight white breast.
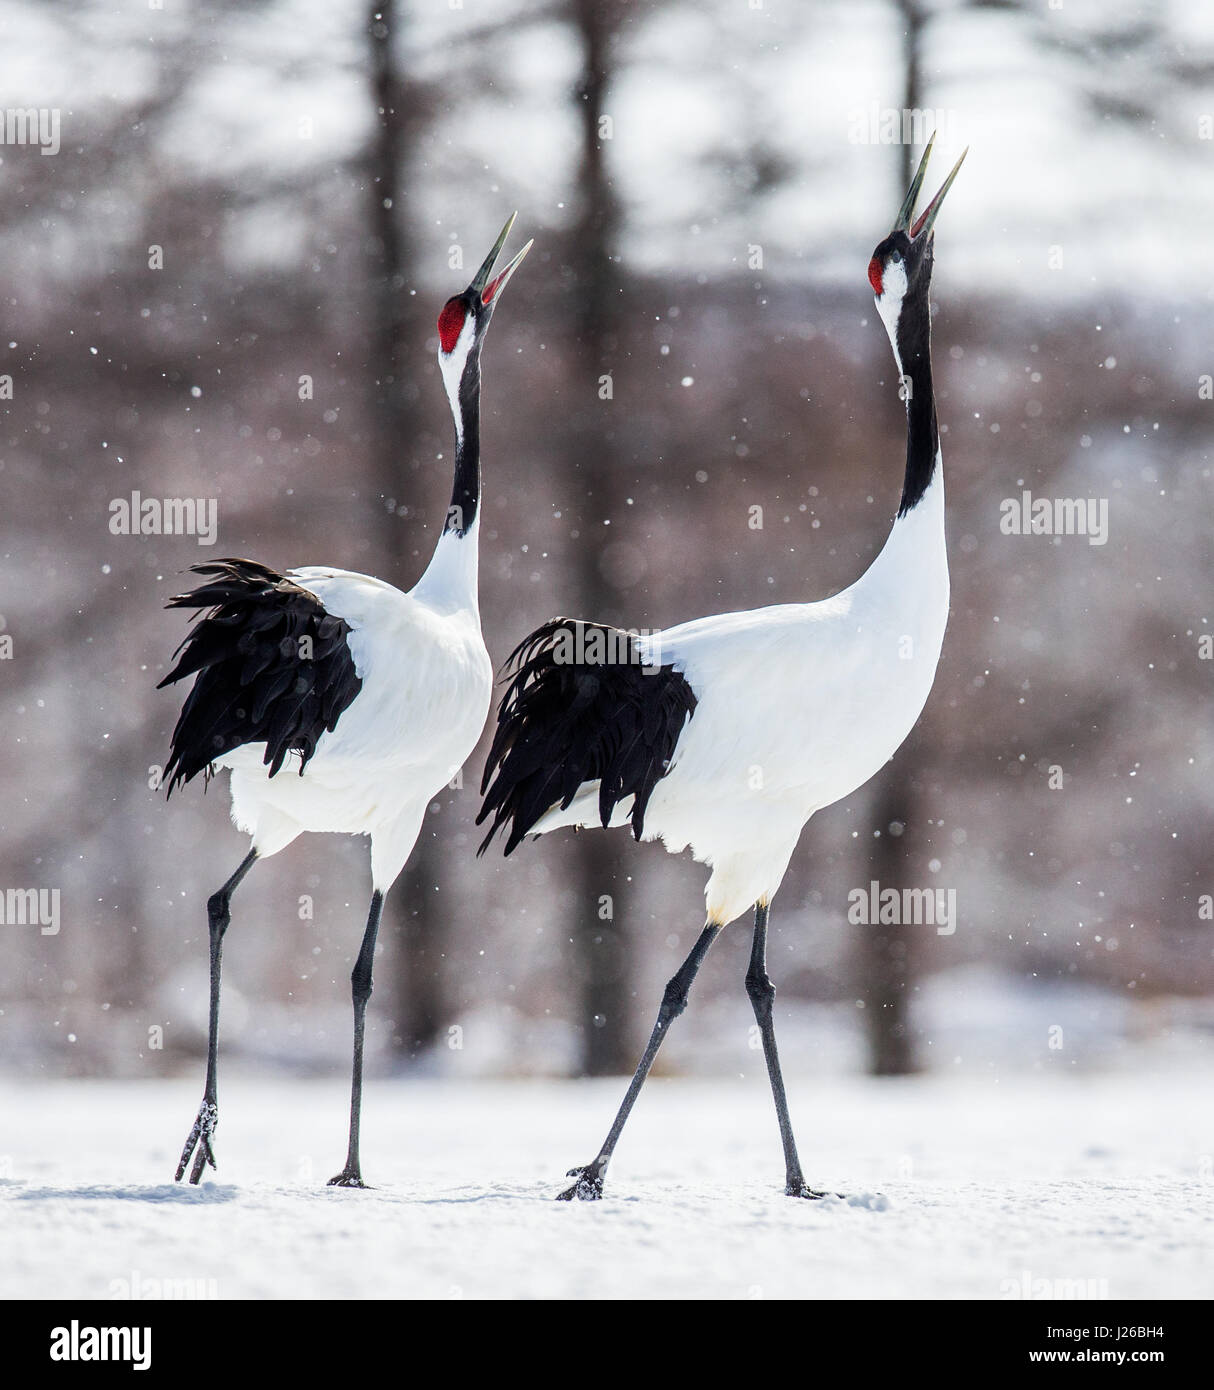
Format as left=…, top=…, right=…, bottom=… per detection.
left=640, top=471, right=949, bottom=925
left=218, top=565, right=492, bottom=877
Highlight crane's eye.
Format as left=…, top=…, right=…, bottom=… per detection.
left=889, top=249, right=903, bottom=265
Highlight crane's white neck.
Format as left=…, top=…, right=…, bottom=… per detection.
left=412, top=512, right=481, bottom=616
left=871, top=452, right=946, bottom=579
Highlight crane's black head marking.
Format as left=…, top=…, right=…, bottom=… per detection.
left=868, top=228, right=934, bottom=301
left=867, top=134, right=965, bottom=301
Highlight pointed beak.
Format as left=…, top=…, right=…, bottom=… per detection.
left=469, top=212, right=533, bottom=305
left=894, top=134, right=968, bottom=240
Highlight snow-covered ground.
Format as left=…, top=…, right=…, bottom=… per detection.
left=3, top=1068, right=1211, bottom=1300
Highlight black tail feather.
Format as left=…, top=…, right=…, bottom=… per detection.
left=158, top=558, right=362, bottom=793
left=476, top=617, right=697, bottom=855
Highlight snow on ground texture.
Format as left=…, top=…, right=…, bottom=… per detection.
left=2, top=1071, right=1210, bottom=1300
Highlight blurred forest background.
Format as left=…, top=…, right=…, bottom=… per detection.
left=1, top=0, right=1211, bottom=1088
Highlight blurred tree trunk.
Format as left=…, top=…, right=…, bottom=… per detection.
left=366, top=0, right=445, bottom=1060
left=860, top=789, right=920, bottom=1074
left=566, top=0, right=633, bottom=1076
left=857, top=0, right=928, bottom=1077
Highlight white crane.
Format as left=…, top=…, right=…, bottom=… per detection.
left=478, top=141, right=965, bottom=1200
left=160, top=215, right=530, bottom=1186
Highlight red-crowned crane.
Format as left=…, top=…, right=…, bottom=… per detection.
left=478, top=141, right=965, bottom=1200
left=159, top=215, right=531, bottom=1186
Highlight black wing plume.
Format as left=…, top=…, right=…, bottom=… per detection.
left=476, top=617, right=697, bottom=855
left=157, top=558, right=362, bottom=794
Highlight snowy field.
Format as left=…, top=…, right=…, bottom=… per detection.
left=3, top=1068, right=1211, bottom=1300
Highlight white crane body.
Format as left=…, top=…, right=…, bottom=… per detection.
left=478, top=140, right=967, bottom=1200
left=535, top=467, right=949, bottom=926
left=159, top=215, right=530, bottom=1186
left=221, top=550, right=491, bottom=888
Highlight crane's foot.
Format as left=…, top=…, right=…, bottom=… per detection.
left=175, top=1100, right=218, bottom=1185
left=327, top=1170, right=370, bottom=1189
left=556, top=1163, right=605, bottom=1201
left=787, top=1180, right=844, bottom=1199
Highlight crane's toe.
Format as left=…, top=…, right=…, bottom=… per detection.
left=787, top=1181, right=840, bottom=1200
left=327, top=1170, right=370, bottom=1189
left=556, top=1165, right=604, bottom=1201
left=174, top=1100, right=218, bottom=1184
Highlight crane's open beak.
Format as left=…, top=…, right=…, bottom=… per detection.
left=894, top=134, right=967, bottom=240
left=469, top=212, right=533, bottom=305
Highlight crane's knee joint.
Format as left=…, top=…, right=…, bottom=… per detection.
left=206, top=891, right=230, bottom=932
left=746, top=970, right=775, bottom=1008
left=351, top=971, right=373, bottom=1006
left=659, top=976, right=690, bottom=1021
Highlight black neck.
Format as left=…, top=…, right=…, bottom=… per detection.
left=894, top=282, right=939, bottom=518
left=445, top=352, right=481, bottom=537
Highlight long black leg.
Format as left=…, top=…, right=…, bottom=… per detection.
left=328, top=889, right=385, bottom=1188
left=176, top=848, right=258, bottom=1184
left=558, top=921, right=721, bottom=1201
left=745, top=900, right=825, bottom=1198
